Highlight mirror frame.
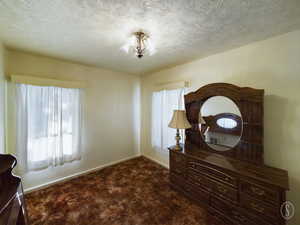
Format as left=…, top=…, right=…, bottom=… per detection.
left=185, top=83, right=264, bottom=164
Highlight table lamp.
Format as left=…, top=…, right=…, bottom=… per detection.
left=168, top=110, right=191, bottom=150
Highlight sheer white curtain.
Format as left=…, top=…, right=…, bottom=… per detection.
left=16, top=84, right=82, bottom=173
left=151, top=88, right=184, bottom=153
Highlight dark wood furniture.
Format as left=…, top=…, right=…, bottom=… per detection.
left=185, top=83, right=264, bottom=164
left=169, top=83, right=289, bottom=225
left=0, top=154, right=28, bottom=225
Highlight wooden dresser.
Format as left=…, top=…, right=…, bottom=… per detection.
left=0, top=154, right=28, bottom=225
left=169, top=145, right=289, bottom=225
left=169, top=83, right=289, bottom=225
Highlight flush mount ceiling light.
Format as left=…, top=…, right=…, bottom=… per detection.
left=121, top=31, right=156, bottom=59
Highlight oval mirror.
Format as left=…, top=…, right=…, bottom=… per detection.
left=199, top=96, right=242, bottom=151
left=216, top=118, right=237, bottom=129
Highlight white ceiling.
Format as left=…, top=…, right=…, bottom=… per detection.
left=0, top=0, right=300, bottom=75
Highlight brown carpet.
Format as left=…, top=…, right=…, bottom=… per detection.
left=25, top=157, right=207, bottom=225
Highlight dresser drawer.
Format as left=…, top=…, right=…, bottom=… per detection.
left=185, top=182, right=210, bottom=205
left=240, top=180, right=280, bottom=204
left=208, top=208, right=236, bottom=225
left=211, top=179, right=238, bottom=202
left=241, top=194, right=279, bottom=221
left=187, top=159, right=237, bottom=187
left=210, top=197, right=238, bottom=221
left=170, top=152, right=186, bottom=175
left=187, top=168, right=238, bottom=202
left=187, top=169, right=212, bottom=189
left=210, top=196, right=273, bottom=225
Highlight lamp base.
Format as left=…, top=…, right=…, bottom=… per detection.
left=174, top=129, right=182, bottom=151
left=173, top=144, right=182, bottom=151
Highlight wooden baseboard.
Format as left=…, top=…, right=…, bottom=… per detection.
left=143, top=154, right=169, bottom=169
left=24, top=154, right=141, bottom=194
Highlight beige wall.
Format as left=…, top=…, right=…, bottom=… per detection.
left=141, top=30, right=300, bottom=225
left=0, top=42, right=5, bottom=154
left=3, top=29, right=300, bottom=223
left=5, top=49, right=141, bottom=190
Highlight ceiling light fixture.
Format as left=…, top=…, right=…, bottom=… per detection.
left=121, top=31, right=155, bottom=59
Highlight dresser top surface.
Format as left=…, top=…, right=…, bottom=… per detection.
left=169, top=145, right=289, bottom=190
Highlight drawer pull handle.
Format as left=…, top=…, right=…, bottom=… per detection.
left=250, top=202, right=264, bottom=213
left=251, top=187, right=265, bottom=196
left=217, top=186, right=228, bottom=194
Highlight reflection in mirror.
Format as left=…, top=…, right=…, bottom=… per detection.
left=199, top=96, right=242, bottom=151
left=217, top=118, right=237, bottom=129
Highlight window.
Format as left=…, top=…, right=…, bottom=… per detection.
left=151, top=88, right=184, bottom=152
left=16, top=84, right=82, bottom=172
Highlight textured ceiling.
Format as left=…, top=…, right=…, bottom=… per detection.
left=0, top=0, right=300, bottom=75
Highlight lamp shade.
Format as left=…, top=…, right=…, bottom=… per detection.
left=168, top=110, right=191, bottom=129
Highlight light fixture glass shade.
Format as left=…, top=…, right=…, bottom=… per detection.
left=121, top=32, right=156, bottom=58
left=143, top=37, right=156, bottom=56
left=120, top=36, right=136, bottom=54
left=168, top=110, right=191, bottom=129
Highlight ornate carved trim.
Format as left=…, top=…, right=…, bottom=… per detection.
left=184, top=83, right=264, bottom=164
left=185, top=83, right=264, bottom=104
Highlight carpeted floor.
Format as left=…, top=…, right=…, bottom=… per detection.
left=25, top=157, right=207, bottom=225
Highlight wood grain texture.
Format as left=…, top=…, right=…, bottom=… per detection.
left=170, top=83, right=289, bottom=225
left=169, top=148, right=288, bottom=225
left=185, top=83, right=264, bottom=164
